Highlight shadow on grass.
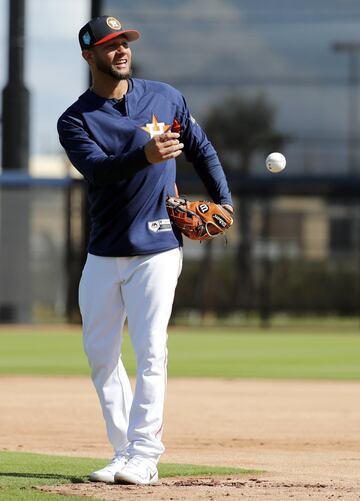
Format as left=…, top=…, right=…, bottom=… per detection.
left=0, top=472, right=86, bottom=483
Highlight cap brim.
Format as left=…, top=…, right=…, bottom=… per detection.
left=93, top=30, right=140, bottom=46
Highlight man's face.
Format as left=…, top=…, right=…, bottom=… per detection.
left=89, top=36, right=132, bottom=80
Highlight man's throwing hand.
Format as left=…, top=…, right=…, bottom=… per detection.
left=144, top=132, right=184, bottom=164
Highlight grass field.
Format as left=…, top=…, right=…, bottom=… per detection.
left=0, top=324, right=359, bottom=499
left=0, top=324, right=359, bottom=379
left=0, top=451, right=252, bottom=501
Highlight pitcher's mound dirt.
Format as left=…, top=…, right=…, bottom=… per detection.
left=1, top=376, right=360, bottom=499
left=38, top=475, right=360, bottom=501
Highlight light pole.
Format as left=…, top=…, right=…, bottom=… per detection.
left=2, top=0, right=29, bottom=171
left=0, top=0, right=31, bottom=323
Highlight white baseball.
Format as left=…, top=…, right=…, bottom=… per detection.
left=266, top=152, right=286, bottom=173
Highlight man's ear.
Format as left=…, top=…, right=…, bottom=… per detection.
left=82, top=49, right=93, bottom=64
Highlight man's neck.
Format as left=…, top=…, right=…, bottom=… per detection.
left=91, top=78, right=129, bottom=100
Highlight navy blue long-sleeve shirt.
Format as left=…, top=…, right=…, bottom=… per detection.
left=57, top=78, right=232, bottom=256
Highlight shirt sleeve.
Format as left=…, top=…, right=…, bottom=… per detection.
left=176, top=95, right=233, bottom=206
left=57, top=113, right=150, bottom=186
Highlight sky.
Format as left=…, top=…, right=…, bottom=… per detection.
left=1, top=0, right=360, bottom=174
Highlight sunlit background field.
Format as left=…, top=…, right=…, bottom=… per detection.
left=1, top=323, right=359, bottom=379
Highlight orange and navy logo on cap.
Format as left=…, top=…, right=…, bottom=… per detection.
left=106, top=17, right=122, bottom=30
left=141, top=115, right=171, bottom=138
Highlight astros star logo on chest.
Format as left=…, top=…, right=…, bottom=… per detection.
left=141, top=114, right=171, bottom=138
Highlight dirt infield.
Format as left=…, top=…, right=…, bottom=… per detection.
left=1, top=376, right=360, bottom=499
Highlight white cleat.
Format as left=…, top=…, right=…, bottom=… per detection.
left=114, top=456, right=159, bottom=485
left=89, top=454, right=128, bottom=483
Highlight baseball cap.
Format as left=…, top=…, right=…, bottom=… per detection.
left=79, top=15, right=140, bottom=50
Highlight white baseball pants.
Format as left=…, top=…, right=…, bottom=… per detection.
left=79, top=247, right=182, bottom=463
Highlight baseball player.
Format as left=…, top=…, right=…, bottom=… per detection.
left=57, top=15, right=233, bottom=485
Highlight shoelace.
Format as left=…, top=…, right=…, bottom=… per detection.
left=109, top=454, right=127, bottom=466
left=127, top=456, right=144, bottom=468
left=126, top=456, right=155, bottom=473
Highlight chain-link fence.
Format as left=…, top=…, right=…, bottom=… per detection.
left=0, top=176, right=85, bottom=323
left=0, top=175, right=358, bottom=325
left=176, top=194, right=360, bottom=325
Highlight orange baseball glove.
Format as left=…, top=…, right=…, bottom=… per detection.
left=166, top=196, right=233, bottom=241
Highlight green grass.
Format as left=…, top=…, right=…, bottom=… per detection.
left=0, top=325, right=359, bottom=379
left=0, top=451, right=252, bottom=501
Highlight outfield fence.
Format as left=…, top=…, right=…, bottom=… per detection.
left=0, top=174, right=359, bottom=325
